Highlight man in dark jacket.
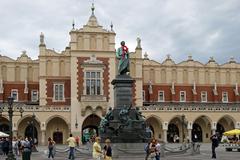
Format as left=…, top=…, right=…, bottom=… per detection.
left=2, top=138, right=9, bottom=156
left=210, top=133, right=219, bottom=159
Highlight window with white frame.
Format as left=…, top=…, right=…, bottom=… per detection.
left=85, top=71, right=101, bottom=95
left=222, top=92, right=228, bottom=102
left=31, top=90, right=39, bottom=102
left=158, top=91, right=165, bottom=102
left=201, top=91, right=207, bottom=102
left=180, top=91, right=186, bottom=102
left=11, top=89, right=18, bottom=102
left=53, top=83, right=64, bottom=101
left=142, top=90, right=145, bottom=102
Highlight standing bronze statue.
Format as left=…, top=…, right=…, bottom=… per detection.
left=116, top=41, right=130, bottom=75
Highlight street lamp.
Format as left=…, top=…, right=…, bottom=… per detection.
left=27, top=113, right=38, bottom=152
left=0, top=96, right=24, bottom=160
left=181, top=114, right=185, bottom=143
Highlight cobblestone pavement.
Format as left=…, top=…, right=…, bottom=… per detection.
left=1, top=143, right=239, bottom=160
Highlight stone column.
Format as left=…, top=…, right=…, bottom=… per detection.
left=211, top=122, right=217, bottom=135
left=162, top=122, right=168, bottom=143
left=235, top=122, right=240, bottom=129
left=41, top=130, right=46, bottom=145
left=187, top=121, right=193, bottom=143
left=211, top=129, right=216, bottom=135
left=163, top=129, right=167, bottom=143
left=188, top=129, right=192, bottom=143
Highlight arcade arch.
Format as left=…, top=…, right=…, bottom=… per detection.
left=145, top=115, right=163, bottom=140
left=0, top=117, right=9, bottom=134
left=192, top=115, right=212, bottom=143
left=167, top=116, right=186, bottom=143
left=46, top=116, right=69, bottom=144
left=82, top=114, right=101, bottom=143
left=17, top=116, right=41, bottom=143
left=216, top=115, right=235, bottom=138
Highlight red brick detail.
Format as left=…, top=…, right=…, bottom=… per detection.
left=97, top=57, right=110, bottom=101
left=77, top=57, right=110, bottom=101
left=143, top=84, right=239, bottom=103
left=46, top=79, right=71, bottom=105
left=193, top=94, right=197, bottom=102
left=77, top=57, right=88, bottom=100
left=27, top=83, right=39, bottom=101
left=0, top=82, right=39, bottom=102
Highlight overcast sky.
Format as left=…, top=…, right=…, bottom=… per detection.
left=0, top=0, right=240, bottom=64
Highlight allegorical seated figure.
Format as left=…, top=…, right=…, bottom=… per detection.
left=116, top=41, right=130, bottom=75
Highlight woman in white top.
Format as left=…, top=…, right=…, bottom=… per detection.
left=92, top=137, right=102, bottom=160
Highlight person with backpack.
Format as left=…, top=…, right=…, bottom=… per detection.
left=103, top=139, right=112, bottom=160
left=48, top=137, right=55, bottom=159
left=210, top=133, right=219, bottom=159
left=12, top=136, right=19, bottom=158
left=22, top=137, right=32, bottom=160
left=144, top=141, right=151, bottom=160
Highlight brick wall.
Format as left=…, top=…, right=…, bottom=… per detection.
left=143, top=84, right=240, bottom=103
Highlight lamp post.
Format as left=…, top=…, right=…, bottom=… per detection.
left=181, top=114, right=185, bottom=143
left=0, top=96, right=24, bottom=160
left=27, top=113, right=38, bottom=152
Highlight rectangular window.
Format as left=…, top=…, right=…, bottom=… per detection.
left=85, top=71, right=101, bottom=95
left=158, top=91, right=165, bottom=102
left=180, top=91, right=186, bottom=102
left=11, top=89, right=18, bottom=102
left=54, top=83, right=64, bottom=101
left=142, top=90, right=145, bottom=102
left=31, top=90, right=39, bottom=102
left=201, top=91, right=207, bottom=102
left=222, top=92, right=228, bottom=102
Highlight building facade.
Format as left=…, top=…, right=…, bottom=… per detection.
left=0, top=6, right=240, bottom=144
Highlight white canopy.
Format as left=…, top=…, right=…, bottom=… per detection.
left=0, top=131, right=9, bottom=137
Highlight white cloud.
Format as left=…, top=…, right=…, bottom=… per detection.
left=0, top=0, right=240, bottom=64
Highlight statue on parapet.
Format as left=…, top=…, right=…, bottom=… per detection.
left=116, top=41, right=130, bottom=75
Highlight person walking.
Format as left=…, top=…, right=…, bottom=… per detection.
left=48, top=137, right=55, bottom=160
left=210, top=133, right=219, bottom=159
left=67, top=133, right=76, bottom=160
left=2, top=138, right=9, bottom=156
left=12, top=136, right=19, bottom=158
left=149, top=139, right=157, bottom=160
left=103, top=139, right=112, bottom=160
left=155, top=139, right=161, bottom=160
left=92, top=137, right=102, bottom=160
left=144, top=141, right=150, bottom=160
left=22, top=137, right=32, bottom=160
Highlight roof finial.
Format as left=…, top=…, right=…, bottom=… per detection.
left=110, top=21, right=113, bottom=31
left=72, top=19, right=75, bottom=29
left=40, top=32, right=45, bottom=45
left=91, top=2, right=95, bottom=15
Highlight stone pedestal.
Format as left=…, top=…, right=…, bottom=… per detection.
left=111, top=74, right=135, bottom=108
left=100, top=75, right=151, bottom=143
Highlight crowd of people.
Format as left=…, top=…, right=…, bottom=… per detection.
left=0, top=136, right=36, bottom=160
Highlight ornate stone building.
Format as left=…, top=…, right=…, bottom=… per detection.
left=0, top=5, right=240, bottom=144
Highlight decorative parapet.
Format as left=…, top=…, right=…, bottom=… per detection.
left=0, top=103, right=70, bottom=112
left=141, top=102, right=240, bottom=112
